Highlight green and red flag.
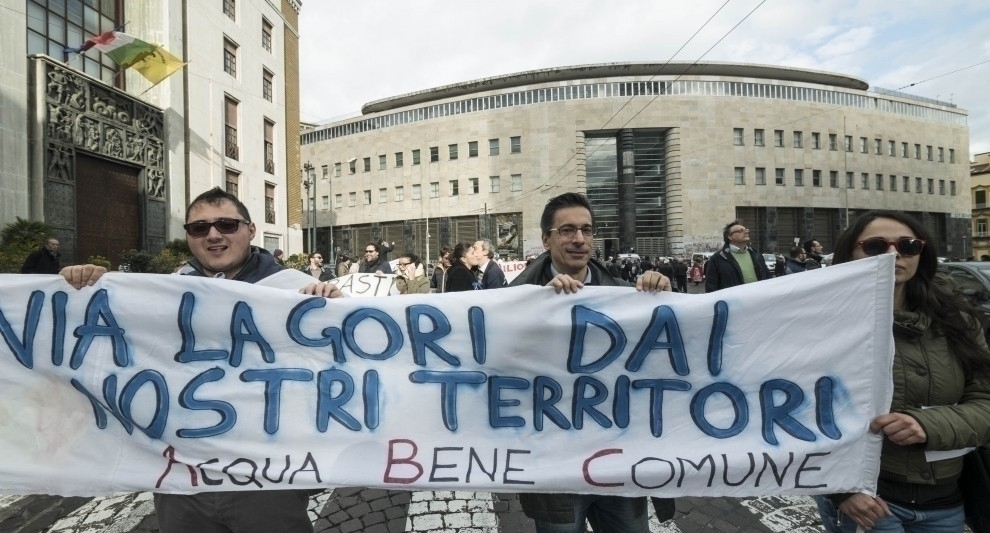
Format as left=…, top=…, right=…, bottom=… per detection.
left=65, top=30, right=185, bottom=86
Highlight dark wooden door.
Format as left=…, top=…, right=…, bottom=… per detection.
left=75, top=153, right=141, bottom=268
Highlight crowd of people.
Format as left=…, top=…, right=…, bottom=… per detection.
left=38, top=188, right=990, bottom=533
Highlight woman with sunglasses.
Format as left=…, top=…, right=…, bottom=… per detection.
left=816, top=211, right=990, bottom=533
left=443, top=242, right=479, bottom=292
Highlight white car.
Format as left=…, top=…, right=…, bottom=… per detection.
left=763, top=253, right=777, bottom=275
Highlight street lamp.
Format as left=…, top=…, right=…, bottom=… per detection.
left=302, top=162, right=315, bottom=254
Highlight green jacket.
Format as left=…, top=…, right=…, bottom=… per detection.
left=882, top=310, right=990, bottom=485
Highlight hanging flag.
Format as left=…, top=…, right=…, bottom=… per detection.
left=65, top=31, right=185, bottom=86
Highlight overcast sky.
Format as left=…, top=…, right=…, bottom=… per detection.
left=299, top=0, right=990, bottom=157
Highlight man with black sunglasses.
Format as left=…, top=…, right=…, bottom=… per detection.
left=60, top=187, right=340, bottom=533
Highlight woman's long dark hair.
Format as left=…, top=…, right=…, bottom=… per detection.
left=833, top=211, right=990, bottom=377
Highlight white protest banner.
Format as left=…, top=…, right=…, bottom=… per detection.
left=331, top=273, right=398, bottom=296
left=0, top=256, right=894, bottom=498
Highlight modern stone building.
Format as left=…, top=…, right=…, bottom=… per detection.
left=300, top=62, right=970, bottom=265
left=1, top=0, right=303, bottom=267
left=970, top=152, right=990, bottom=260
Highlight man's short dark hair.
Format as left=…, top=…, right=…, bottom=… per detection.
left=540, top=193, right=595, bottom=234
left=365, top=242, right=381, bottom=254
left=803, top=239, right=819, bottom=254
left=722, top=219, right=743, bottom=243
left=187, top=187, right=251, bottom=222
left=789, top=246, right=805, bottom=259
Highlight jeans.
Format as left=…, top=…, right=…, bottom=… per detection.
left=815, top=495, right=965, bottom=533
left=533, top=495, right=650, bottom=533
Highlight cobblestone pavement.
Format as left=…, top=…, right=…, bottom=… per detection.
left=0, top=490, right=830, bottom=533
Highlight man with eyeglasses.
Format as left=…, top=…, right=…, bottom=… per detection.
left=303, top=251, right=334, bottom=281
left=60, top=187, right=340, bottom=533
left=802, top=239, right=825, bottom=269
left=510, top=192, right=674, bottom=533
left=704, top=219, right=772, bottom=292
left=358, top=242, right=393, bottom=274
left=470, top=239, right=507, bottom=288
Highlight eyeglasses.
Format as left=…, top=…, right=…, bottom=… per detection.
left=856, top=237, right=926, bottom=257
left=183, top=218, right=249, bottom=237
left=730, top=227, right=749, bottom=234
left=549, top=225, right=595, bottom=238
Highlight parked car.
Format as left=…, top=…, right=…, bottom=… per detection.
left=763, top=253, right=776, bottom=276
left=939, top=262, right=990, bottom=342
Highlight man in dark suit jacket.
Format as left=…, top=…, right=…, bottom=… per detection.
left=470, top=239, right=506, bottom=288
left=21, top=237, right=61, bottom=274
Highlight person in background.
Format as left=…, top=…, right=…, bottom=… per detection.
left=510, top=192, right=675, bottom=532
left=673, top=257, right=689, bottom=293
left=20, top=236, right=61, bottom=274
left=443, top=242, right=478, bottom=292
left=803, top=238, right=825, bottom=268
left=689, top=257, right=705, bottom=289
left=431, top=246, right=453, bottom=292
left=470, top=239, right=506, bottom=288
left=394, top=252, right=430, bottom=294
left=359, top=242, right=393, bottom=274
left=782, top=246, right=809, bottom=275
left=335, top=254, right=352, bottom=277
left=704, top=220, right=772, bottom=292
left=272, top=248, right=285, bottom=266
left=59, top=187, right=341, bottom=533
left=303, top=251, right=334, bottom=281
left=815, top=210, right=990, bottom=533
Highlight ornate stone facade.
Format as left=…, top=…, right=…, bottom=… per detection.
left=32, top=56, right=168, bottom=263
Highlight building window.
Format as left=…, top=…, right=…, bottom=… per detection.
left=903, top=176, right=909, bottom=192
left=489, top=139, right=500, bottom=156
left=490, top=176, right=501, bottom=192
left=927, top=179, right=934, bottom=194
left=829, top=171, right=838, bottom=188
left=363, top=157, right=371, bottom=172
left=890, top=175, right=897, bottom=192
left=914, top=144, right=921, bottom=159
left=449, top=180, right=459, bottom=196
left=734, top=167, right=745, bottom=185
left=264, top=182, right=275, bottom=223
left=888, top=140, right=895, bottom=156
left=378, top=155, right=386, bottom=170
left=348, top=192, right=356, bottom=207
left=844, top=135, right=853, bottom=152
left=412, top=184, right=421, bottom=200
left=775, top=168, right=785, bottom=185
left=363, top=190, right=371, bottom=205
left=469, top=141, right=479, bottom=157
left=320, top=195, right=329, bottom=210
left=262, top=69, right=273, bottom=102
left=379, top=188, right=387, bottom=203
left=829, top=134, right=838, bottom=151
left=846, top=172, right=854, bottom=188
left=322, top=164, right=328, bottom=178
left=26, top=0, right=123, bottom=84
left=395, top=186, right=404, bottom=201
left=469, top=177, right=479, bottom=194
left=939, top=180, right=946, bottom=195
left=950, top=149, right=956, bottom=164
left=938, top=147, right=944, bottom=162
left=261, top=18, right=272, bottom=52
left=755, top=167, right=766, bottom=185
left=223, top=38, right=237, bottom=77
left=774, top=130, right=784, bottom=147
left=430, top=182, right=439, bottom=198
left=263, top=119, right=274, bottom=174
left=926, top=145, right=933, bottom=161
left=951, top=181, right=956, bottom=196
left=876, top=174, right=883, bottom=191
left=861, top=173, right=869, bottom=190
left=874, top=139, right=882, bottom=155
left=793, top=131, right=803, bottom=149
left=334, top=162, right=341, bottom=177
left=901, top=142, right=908, bottom=157
left=449, top=144, right=458, bottom=160
left=977, top=190, right=987, bottom=208
left=224, top=96, right=238, bottom=160
left=510, top=136, right=521, bottom=153
left=223, top=0, right=235, bottom=20
left=794, top=169, right=804, bottom=186
left=813, top=170, right=821, bottom=187
left=754, top=129, right=765, bottom=146
left=348, top=159, right=356, bottom=174
left=811, top=132, right=820, bottom=150
left=334, top=194, right=342, bottom=208
left=412, top=149, right=421, bottom=165
left=915, top=177, right=922, bottom=193
left=511, top=174, right=522, bottom=191
left=430, top=146, right=439, bottom=162
left=225, top=169, right=239, bottom=196
left=395, top=152, right=403, bottom=167
left=859, top=137, right=867, bottom=153
left=733, top=128, right=744, bottom=146
left=979, top=219, right=988, bottom=236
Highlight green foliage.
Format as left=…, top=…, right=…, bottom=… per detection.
left=148, top=247, right=188, bottom=274
left=0, top=217, right=53, bottom=248
left=0, top=217, right=53, bottom=273
left=284, top=252, right=308, bottom=271
left=163, top=238, right=191, bottom=256
left=87, top=255, right=112, bottom=270
left=119, top=249, right=155, bottom=273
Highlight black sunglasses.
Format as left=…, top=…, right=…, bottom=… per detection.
left=183, top=218, right=249, bottom=238
left=856, top=237, right=926, bottom=257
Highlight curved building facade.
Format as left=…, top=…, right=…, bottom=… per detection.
left=299, top=62, right=970, bottom=264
